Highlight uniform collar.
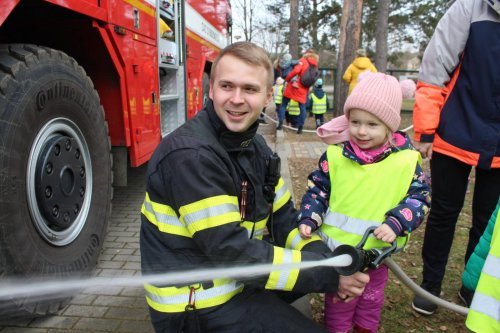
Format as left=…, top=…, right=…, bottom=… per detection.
left=205, top=99, right=259, bottom=151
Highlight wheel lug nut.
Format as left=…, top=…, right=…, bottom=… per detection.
left=46, top=162, right=53, bottom=174
left=54, top=144, right=60, bottom=156
left=52, top=206, right=59, bottom=217
left=45, top=186, right=52, bottom=198
left=80, top=187, right=85, bottom=197
left=75, top=149, right=80, bottom=159
left=80, top=167, right=85, bottom=177
left=65, top=139, right=71, bottom=151
left=63, top=212, right=70, bottom=222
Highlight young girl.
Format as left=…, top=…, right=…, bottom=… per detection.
left=298, top=73, right=431, bottom=333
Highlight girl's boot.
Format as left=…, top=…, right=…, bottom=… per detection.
left=352, top=324, right=372, bottom=333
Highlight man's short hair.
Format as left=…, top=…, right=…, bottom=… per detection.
left=210, top=42, right=274, bottom=89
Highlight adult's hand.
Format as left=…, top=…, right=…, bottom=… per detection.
left=413, top=141, right=433, bottom=160
left=336, top=271, right=370, bottom=303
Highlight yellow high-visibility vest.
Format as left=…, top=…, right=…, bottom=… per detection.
left=287, top=100, right=300, bottom=116
left=274, top=85, right=283, bottom=104
left=310, top=94, right=327, bottom=114
left=466, top=210, right=500, bottom=333
left=318, top=145, right=420, bottom=250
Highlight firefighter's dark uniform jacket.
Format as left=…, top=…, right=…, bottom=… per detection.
left=140, top=100, right=339, bottom=322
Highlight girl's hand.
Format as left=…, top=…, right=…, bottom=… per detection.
left=299, top=224, right=312, bottom=239
left=373, top=224, right=396, bottom=243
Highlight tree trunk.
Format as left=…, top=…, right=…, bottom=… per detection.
left=289, top=0, right=299, bottom=58
left=334, top=0, right=363, bottom=116
left=374, top=0, right=390, bottom=72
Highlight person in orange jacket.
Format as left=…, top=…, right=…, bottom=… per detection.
left=276, top=51, right=319, bottom=134
left=411, top=0, right=500, bottom=316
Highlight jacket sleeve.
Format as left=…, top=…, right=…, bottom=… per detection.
left=285, top=60, right=305, bottom=82
left=462, top=200, right=499, bottom=291
left=159, top=144, right=338, bottom=294
left=383, top=161, right=432, bottom=236
left=298, top=152, right=331, bottom=231
left=342, top=65, right=353, bottom=83
left=413, top=0, right=471, bottom=142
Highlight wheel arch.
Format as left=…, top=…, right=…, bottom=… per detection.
left=0, top=1, right=127, bottom=149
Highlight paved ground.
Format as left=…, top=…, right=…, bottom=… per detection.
left=0, top=120, right=322, bottom=333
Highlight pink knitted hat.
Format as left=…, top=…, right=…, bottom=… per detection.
left=317, top=72, right=408, bottom=144
left=343, top=72, right=402, bottom=132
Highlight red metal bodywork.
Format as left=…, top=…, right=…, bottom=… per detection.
left=0, top=0, right=231, bottom=166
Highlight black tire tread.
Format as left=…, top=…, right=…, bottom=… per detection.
left=0, top=44, right=113, bottom=316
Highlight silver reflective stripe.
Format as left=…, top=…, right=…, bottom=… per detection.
left=275, top=250, right=293, bottom=289
left=274, top=185, right=287, bottom=203
left=470, top=292, right=500, bottom=321
left=183, top=203, right=239, bottom=226
left=143, top=200, right=184, bottom=227
left=245, top=226, right=264, bottom=238
left=482, top=255, right=500, bottom=279
left=317, top=229, right=342, bottom=251
left=289, top=234, right=303, bottom=249
left=253, top=228, right=264, bottom=238
left=324, top=211, right=379, bottom=236
left=147, top=281, right=243, bottom=305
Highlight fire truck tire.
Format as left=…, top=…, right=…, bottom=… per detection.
left=0, top=44, right=113, bottom=316
left=202, top=72, right=210, bottom=107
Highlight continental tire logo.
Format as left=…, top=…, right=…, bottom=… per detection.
left=36, top=82, right=91, bottom=113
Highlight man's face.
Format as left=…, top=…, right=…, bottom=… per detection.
left=209, top=55, right=273, bottom=132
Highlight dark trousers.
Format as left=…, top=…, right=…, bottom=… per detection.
left=422, top=152, right=500, bottom=283
left=314, top=114, right=325, bottom=128
left=149, top=288, right=327, bottom=333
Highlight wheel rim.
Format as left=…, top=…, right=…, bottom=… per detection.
left=27, top=118, right=93, bottom=246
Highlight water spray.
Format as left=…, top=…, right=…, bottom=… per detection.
left=0, top=254, right=354, bottom=300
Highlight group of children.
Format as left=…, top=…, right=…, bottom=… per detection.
left=274, top=54, right=330, bottom=130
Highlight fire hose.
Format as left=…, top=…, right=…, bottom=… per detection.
left=332, top=226, right=469, bottom=315
left=0, top=227, right=468, bottom=316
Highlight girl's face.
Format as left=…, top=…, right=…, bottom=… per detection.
left=348, top=109, right=390, bottom=150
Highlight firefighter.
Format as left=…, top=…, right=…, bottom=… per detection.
left=140, top=41, right=369, bottom=332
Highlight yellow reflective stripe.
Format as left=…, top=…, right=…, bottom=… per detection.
left=145, top=279, right=244, bottom=313
left=240, top=218, right=268, bottom=239
left=179, top=195, right=240, bottom=233
left=273, top=178, right=291, bottom=212
left=285, top=228, right=322, bottom=250
left=266, top=247, right=301, bottom=291
left=141, top=193, right=190, bottom=237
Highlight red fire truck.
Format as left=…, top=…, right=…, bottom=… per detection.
left=0, top=0, right=231, bottom=315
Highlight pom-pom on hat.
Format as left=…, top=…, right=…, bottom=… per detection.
left=315, top=78, right=323, bottom=87
left=343, top=72, right=402, bottom=132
